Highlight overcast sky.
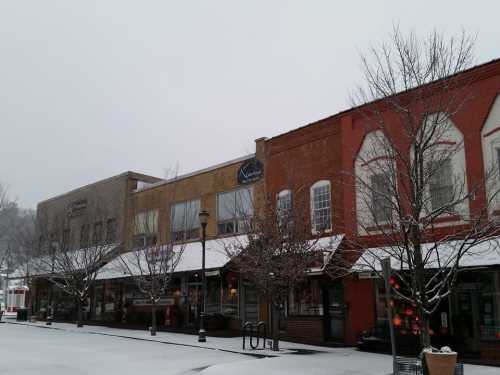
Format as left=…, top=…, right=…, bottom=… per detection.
left=1, top=1, right=498, bottom=208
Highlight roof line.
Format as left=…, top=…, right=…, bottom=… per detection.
left=134, top=153, right=255, bottom=193
left=38, top=171, right=162, bottom=206
left=267, top=57, right=500, bottom=142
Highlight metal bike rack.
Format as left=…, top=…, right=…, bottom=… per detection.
left=242, top=321, right=267, bottom=350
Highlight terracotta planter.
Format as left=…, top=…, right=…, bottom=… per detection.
left=425, top=351, right=457, bottom=375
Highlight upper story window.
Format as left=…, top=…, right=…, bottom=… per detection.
left=428, top=158, right=454, bottom=212
left=80, top=225, right=89, bottom=248
left=134, top=209, right=158, bottom=248
left=217, top=187, right=253, bottom=235
left=171, top=199, right=200, bottom=241
left=482, top=95, right=500, bottom=214
left=93, top=221, right=103, bottom=245
left=355, top=130, right=395, bottom=234
left=371, top=174, right=392, bottom=224
left=277, top=189, right=292, bottom=228
left=310, top=181, right=331, bottom=233
left=106, top=218, right=117, bottom=243
left=62, top=228, right=71, bottom=250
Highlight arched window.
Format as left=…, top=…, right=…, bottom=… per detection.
left=310, top=180, right=332, bottom=233
left=481, top=95, right=500, bottom=214
left=355, top=131, right=395, bottom=233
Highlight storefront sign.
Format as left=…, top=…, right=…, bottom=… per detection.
left=67, top=199, right=87, bottom=217
left=237, top=158, right=263, bottom=184
left=132, top=297, right=175, bottom=306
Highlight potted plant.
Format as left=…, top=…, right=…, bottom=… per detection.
left=423, top=346, right=457, bottom=375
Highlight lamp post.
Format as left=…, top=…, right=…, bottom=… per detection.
left=198, top=209, right=209, bottom=343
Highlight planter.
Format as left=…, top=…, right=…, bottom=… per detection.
left=425, top=351, right=457, bottom=375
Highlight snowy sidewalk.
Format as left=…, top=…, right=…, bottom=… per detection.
left=3, top=321, right=499, bottom=375
left=4, top=320, right=341, bottom=357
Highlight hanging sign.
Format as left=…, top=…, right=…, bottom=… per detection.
left=237, top=158, right=263, bottom=184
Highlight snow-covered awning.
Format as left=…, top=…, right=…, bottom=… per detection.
left=307, top=234, right=345, bottom=274
left=96, top=236, right=248, bottom=280
left=96, top=234, right=345, bottom=280
left=353, top=236, right=500, bottom=272
left=8, top=244, right=120, bottom=280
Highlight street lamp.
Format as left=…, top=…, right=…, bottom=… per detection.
left=198, top=209, right=209, bottom=343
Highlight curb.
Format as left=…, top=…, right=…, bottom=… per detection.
left=4, top=321, right=274, bottom=359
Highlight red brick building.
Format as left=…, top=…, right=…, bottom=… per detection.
left=262, top=58, right=500, bottom=361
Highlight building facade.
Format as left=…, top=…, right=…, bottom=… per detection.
left=89, top=139, right=267, bottom=332
left=17, top=58, right=500, bottom=364
left=262, top=58, right=500, bottom=362
left=28, top=171, right=162, bottom=319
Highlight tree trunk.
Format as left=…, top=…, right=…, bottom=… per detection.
left=151, top=299, right=157, bottom=336
left=420, top=313, right=431, bottom=349
left=76, top=299, right=83, bottom=328
left=271, top=302, right=280, bottom=351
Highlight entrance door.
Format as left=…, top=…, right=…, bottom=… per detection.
left=453, top=287, right=480, bottom=353
left=187, top=282, right=202, bottom=327
left=324, top=283, right=345, bottom=342
left=242, top=283, right=258, bottom=322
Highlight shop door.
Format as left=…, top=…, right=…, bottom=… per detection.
left=324, top=283, right=345, bottom=342
left=187, top=282, right=202, bottom=327
left=454, top=288, right=480, bottom=352
left=242, top=283, right=258, bottom=322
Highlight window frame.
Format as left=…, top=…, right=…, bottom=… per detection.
left=133, top=209, right=159, bottom=249
left=310, top=180, right=332, bottom=234
left=216, top=186, right=254, bottom=235
left=428, top=158, right=454, bottom=213
left=277, top=189, right=293, bottom=230
left=370, top=173, right=393, bottom=225
left=170, top=199, right=201, bottom=242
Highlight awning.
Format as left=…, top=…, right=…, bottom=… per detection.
left=8, top=244, right=120, bottom=280
left=307, top=234, right=345, bottom=274
left=96, top=234, right=345, bottom=281
left=353, top=236, right=500, bottom=272
left=96, top=235, right=248, bottom=280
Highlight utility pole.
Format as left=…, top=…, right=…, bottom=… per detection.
left=382, top=257, right=397, bottom=375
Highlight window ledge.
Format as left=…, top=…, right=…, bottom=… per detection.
left=366, top=224, right=393, bottom=232
left=431, top=214, right=462, bottom=224
left=311, top=228, right=333, bottom=235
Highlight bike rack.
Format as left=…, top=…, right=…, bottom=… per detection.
left=242, top=321, right=267, bottom=350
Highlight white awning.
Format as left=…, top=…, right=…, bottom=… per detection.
left=8, top=244, right=119, bottom=280
left=96, top=234, right=345, bottom=281
left=96, top=236, right=248, bottom=280
left=353, top=236, right=500, bottom=272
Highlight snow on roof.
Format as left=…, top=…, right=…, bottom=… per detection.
left=308, top=234, right=345, bottom=274
left=97, top=234, right=345, bottom=280
left=96, top=236, right=248, bottom=280
left=8, top=244, right=119, bottom=279
left=353, top=236, right=500, bottom=272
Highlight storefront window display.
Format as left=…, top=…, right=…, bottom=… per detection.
left=289, top=279, right=323, bottom=316
left=478, top=271, right=500, bottom=340
left=221, top=272, right=239, bottom=318
left=375, top=278, right=426, bottom=337
left=206, top=277, right=221, bottom=314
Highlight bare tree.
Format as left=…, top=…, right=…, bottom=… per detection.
left=36, top=196, right=120, bottom=327
left=224, top=187, right=325, bottom=351
left=0, top=183, right=15, bottom=271
left=345, top=27, right=500, bottom=350
left=117, top=207, right=185, bottom=336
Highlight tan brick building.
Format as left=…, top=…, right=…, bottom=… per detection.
left=93, top=139, right=267, bottom=331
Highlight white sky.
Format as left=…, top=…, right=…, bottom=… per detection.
left=1, top=1, right=498, bottom=208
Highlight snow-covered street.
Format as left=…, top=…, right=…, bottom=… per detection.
left=0, top=322, right=498, bottom=375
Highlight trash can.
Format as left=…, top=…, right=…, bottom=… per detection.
left=16, top=308, right=28, bottom=321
